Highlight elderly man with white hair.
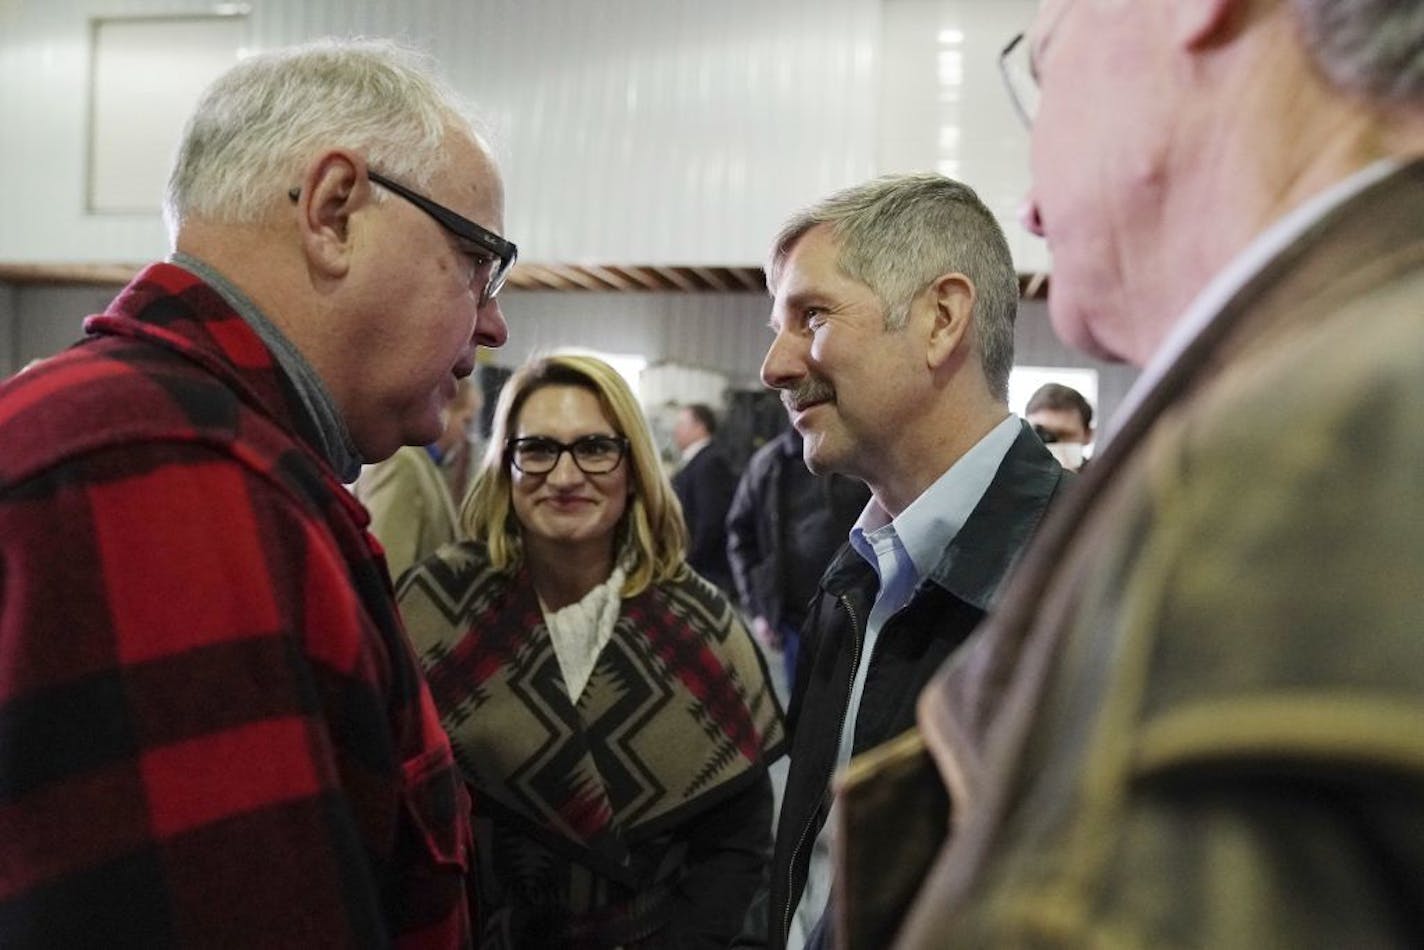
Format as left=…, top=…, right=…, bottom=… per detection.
left=0, top=40, right=513, bottom=946
left=835, top=0, right=1424, bottom=946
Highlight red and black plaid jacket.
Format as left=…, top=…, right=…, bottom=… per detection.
left=0, top=263, right=472, bottom=947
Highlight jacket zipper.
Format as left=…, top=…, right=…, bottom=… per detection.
left=781, top=593, right=863, bottom=946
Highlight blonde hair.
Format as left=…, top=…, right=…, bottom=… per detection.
left=461, top=353, right=688, bottom=597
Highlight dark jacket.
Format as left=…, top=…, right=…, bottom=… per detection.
left=726, top=429, right=870, bottom=631
left=745, top=420, right=1072, bottom=949
left=673, top=443, right=737, bottom=592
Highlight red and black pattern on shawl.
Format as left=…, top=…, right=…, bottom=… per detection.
left=399, top=544, right=785, bottom=881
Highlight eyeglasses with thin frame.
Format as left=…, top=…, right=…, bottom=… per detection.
left=506, top=435, right=630, bottom=475
left=1001, top=0, right=1076, bottom=128
left=999, top=33, right=1038, bottom=127
left=287, top=170, right=518, bottom=306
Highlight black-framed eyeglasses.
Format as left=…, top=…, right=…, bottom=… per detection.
left=288, top=170, right=518, bottom=306
left=999, top=33, right=1038, bottom=128
left=506, top=435, right=629, bottom=475
left=1001, top=0, right=1076, bottom=128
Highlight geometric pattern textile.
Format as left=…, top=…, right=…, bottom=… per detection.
left=399, top=542, right=786, bottom=880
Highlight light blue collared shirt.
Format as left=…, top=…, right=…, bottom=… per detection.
left=838, top=411, right=1020, bottom=764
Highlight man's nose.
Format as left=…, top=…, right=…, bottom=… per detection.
left=475, top=297, right=509, bottom=348
left=760, top=326, right=805, bottom=391
left=1019, top=197, right=1045, bottom=238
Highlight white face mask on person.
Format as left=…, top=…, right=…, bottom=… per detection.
left=1046, top=441, right=1085, bottom=471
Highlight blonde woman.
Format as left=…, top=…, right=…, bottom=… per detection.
left=398, top=353, right=785, bottom=948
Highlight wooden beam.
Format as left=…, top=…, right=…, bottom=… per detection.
left=1023, top=271, right=1049, bottom=300
left=0, top=260, right=1048, bottom=300
left=583, top=265, right=638, bottom=291
left=513, top=263, right=582, bottom=291
left=614, top=266, right=664, bottom=291
left=0, top=262, right=141, bottom=286
left=688, top=266, right=730, bottom=292
left=649, top=266, right=699, bottom=292
left=729, top=266, right=764, bottom=293
left=545, top=264, right=609, bottom=292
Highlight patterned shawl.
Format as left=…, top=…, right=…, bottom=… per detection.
left=398, top=541, right=786, bottom=882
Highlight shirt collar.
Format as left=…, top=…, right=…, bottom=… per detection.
left=681, top=437, right=711, bottom=462
left=169, top=251, right=363, bottom=481
left=1103, top=158, right=1403, bottom=447
left=850, top=413, right=1021, bottom=582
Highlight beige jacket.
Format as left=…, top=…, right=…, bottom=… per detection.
left=354, top=445, right=461, bottom=582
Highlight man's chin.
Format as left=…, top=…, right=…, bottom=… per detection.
left=396, top=409, right=444, bottom=455
left=801, top=437, right=839, bottom=478
left=1049, top=290, right=1127, bottom=364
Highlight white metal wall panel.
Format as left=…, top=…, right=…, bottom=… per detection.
left=1, top=0, right=880, bottom=264
left=487, top=290, right=770, bottom=388
left=880, top=0, right=1046, bottom=273
left=0, top=1, right=1043, bottom=268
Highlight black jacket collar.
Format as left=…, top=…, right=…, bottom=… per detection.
left=820, top=419, right=1069, bottom=610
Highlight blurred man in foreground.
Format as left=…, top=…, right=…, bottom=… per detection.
left=857, top=1, right=1424, bottom=945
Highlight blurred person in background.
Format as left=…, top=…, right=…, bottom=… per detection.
left=671, top=401, right=738, bottom=593
left=355, top=375, right=481, bottom=579
left=0, top=39, right=512, bottom=945
left=442, top=370, right=489, bottom=502
left=870, top=0, right=1424, bottom=945
left=1025, top=381, right=1094, bottom=470
left=398, top=352, right=785, bottom=948
left=726, top=425, right=870, bottom=693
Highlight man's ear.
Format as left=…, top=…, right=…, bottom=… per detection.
left=292, top=150, right=368, bottom=278
left=1174, top=0, right=1238, bottom=50
left=925, top=272, right=975, bottom=371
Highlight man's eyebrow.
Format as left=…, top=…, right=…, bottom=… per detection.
left=778, top=288, right=825, bottom=311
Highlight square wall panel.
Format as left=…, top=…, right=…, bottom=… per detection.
left=88, top=14, right=247, bottom=214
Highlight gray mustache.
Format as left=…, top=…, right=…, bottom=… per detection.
left=782, top=378, right=835, bottom=412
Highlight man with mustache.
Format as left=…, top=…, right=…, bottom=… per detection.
left=843, top=0, right=1424, bottom=946
left=739, top=173, right=1073, bottom=949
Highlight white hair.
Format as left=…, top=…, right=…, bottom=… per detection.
left=1292, top=0, right=1424, bottom=104
left=164, top=38, right=479, bottom=237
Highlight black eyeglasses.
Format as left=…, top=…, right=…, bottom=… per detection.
left=288, top=170, right=518, bottom=306
left=999, top=33, right=1037, bottom=128
left=1001, top=0, right=1077, bottom=128
left=507, top=435, right=629, bottom=475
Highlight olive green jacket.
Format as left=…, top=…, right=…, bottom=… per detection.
left=839, top=159, right=1424, bottom=949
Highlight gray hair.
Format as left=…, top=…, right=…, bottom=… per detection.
left=164, top=38, right=478, bottom=236
left=767, top=173, right=1019, bottom=402
left=1292, top=0, right=1424, bottom=103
